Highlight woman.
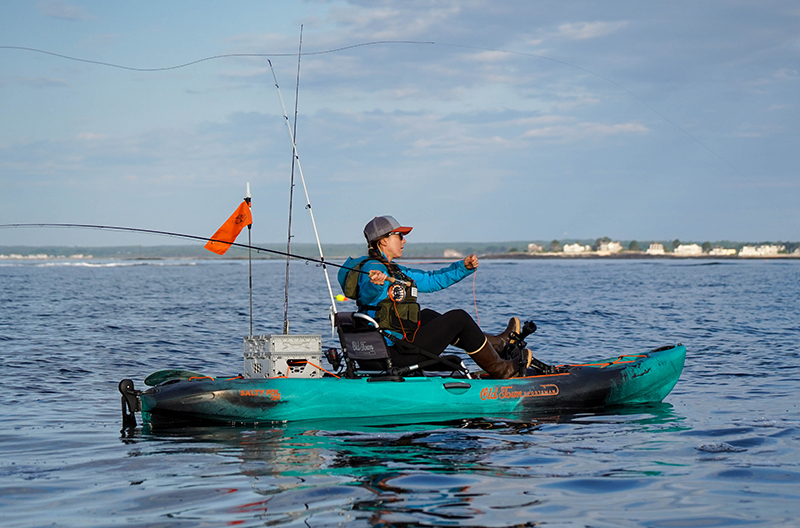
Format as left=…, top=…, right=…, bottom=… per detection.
left=337, top=215, right=531, bottom=379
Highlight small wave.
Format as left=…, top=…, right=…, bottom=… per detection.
left=33, top=261, right=197, bottom=268
left=696, top=442, right=747, bottom=453
left=683, top=261, right=738, bottom=267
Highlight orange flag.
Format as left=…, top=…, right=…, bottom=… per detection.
left=204, top=200, right=252, bottom=255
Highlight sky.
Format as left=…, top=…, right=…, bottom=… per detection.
left=1, top=0, right=799, bottom=247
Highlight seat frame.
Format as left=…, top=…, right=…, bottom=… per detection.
left=335, top=312, right=470, bottom=380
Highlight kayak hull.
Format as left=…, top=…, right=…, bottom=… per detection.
left=137, top=344, right=685, bottom=426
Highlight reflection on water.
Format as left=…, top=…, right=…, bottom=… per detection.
left=117, top=405, right=690, bottom=526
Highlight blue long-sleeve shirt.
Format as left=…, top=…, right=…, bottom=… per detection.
left=337, top=255, right=475, bottom=342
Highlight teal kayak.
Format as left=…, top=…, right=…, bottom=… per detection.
left=120, top=344, right=686, bottom=427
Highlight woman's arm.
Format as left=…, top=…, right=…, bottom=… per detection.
left=402, top=258, right=476, bottom=293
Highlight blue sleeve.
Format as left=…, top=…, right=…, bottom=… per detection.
left=400, top=260, right=474, bottom=293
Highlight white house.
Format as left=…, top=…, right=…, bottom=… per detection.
left=739, top=245, right=785, bottom=257
left=563, top=243, right=592, bottom=254
left=443, top=249, right=464, bottom=258
left=674, top=244, right=703, bottom=256
left=709, top=247, right=737, bottom=256
left=646, top=243, right=665, bottom=255
left=598, top=241, right=623, bottom=254
left=527, top=243, right=544, bottom=253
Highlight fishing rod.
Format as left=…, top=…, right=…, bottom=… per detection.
left=267, top=59, right=339, bottom=314
left=0, top=223, right=408, bottom=284
left=283, top=25, right=303, bottom=335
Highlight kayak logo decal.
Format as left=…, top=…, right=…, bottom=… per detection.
left=352, top=340, right=376, bottom=352
left=480, top=384, right=559, bottom=401
left=240, top=389, right=281, bottom=401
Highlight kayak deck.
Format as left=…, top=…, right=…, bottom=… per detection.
left=131, top=344, right=686, bottom=426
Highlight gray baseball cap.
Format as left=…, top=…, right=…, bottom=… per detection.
left=363, top=215, right=413, bottom=243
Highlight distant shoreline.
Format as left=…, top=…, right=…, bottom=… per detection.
left=2, top=240, right=799, bottom=261
left=2, top=250, right=799, bottom=261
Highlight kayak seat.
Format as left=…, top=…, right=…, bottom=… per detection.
left=335, top=312, right=469, bottom=379
left=335, top=312, right=396, bottom=379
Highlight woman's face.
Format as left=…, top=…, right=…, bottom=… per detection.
left=379, top=232, right=406, bottom=261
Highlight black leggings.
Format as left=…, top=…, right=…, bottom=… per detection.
left=390, top=308, right=485, bottom=368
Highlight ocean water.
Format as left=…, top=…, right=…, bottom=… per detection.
left=1, top=257, right=798, bottom=527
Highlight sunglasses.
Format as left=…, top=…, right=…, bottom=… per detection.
left=389, top=232, right=405, bottom=240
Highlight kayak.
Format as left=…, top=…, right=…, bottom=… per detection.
left=119, top=344, right=686, bottom=427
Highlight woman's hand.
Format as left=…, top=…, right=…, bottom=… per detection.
left=369, top=269, right=388, bottom=285
left=464, top=254, right=479, bottom=270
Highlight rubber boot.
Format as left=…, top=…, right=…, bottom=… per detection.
left=467, top=338, right=532, bottom=379
left=485, top=317, right=521, bottom=354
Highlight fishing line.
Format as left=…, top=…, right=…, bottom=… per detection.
left=1, top=39, right=772, bottom=188
left=0, top=42, right=434, bottom=72
left=4, top=39, right=794, bottom=235
left=472, top=269, right=480, bottom=326
left=0, top=39, right=761, bottom=181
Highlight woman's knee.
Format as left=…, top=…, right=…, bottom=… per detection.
left=446, top=308, right=475, bottom=325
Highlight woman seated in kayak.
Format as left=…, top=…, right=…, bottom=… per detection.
left=337, top=215, right=532, bottom=379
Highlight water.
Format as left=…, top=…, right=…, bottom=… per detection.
left=1, top=258, right=798, bottom=527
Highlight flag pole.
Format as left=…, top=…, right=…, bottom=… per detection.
left=245, top=182, right=253, bottom=336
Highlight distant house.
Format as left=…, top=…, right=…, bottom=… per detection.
left=646, top=243, right=665, bottom=255
left=563, top=243, right=591, bottom=254
left=739, top=245, right=785, bottom=257
left=443, top=249, right=464, bottom=258
left=527, top=243, right=544, bottom=253
left=597, top=241, right=623, bottom=254
left=709, top=247, right=736, bottom=256
left=674, top=244, right=703, bottom=256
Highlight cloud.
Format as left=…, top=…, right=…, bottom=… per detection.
left=773, top=68, right=798, bottom=81
left=77, top=132, right=108, bottom=141
left=467, top=50, right=513, bottom=63
left=37, top=0, right=91, bottom=21
left=522, top=121, right=648, bottom=141
left=18, top=76, right=69, bottom=88
left=766, top=104, right=792, bottom=112
left=556, top=21, right=630, bottom=40
left=732, top=124, right=785, bottom=138
left=327, top=3, right=461, bottom=39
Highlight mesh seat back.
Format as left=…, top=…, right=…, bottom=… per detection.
left=335, top=312, right=390, bottom=364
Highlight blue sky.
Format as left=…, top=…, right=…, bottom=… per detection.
left=1, top=0, right=799, bottom=246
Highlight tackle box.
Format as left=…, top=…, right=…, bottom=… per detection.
left=243, top=334, right=323, bottom=379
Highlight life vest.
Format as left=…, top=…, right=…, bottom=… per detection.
left=343, top=258, right=420, bottom=337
